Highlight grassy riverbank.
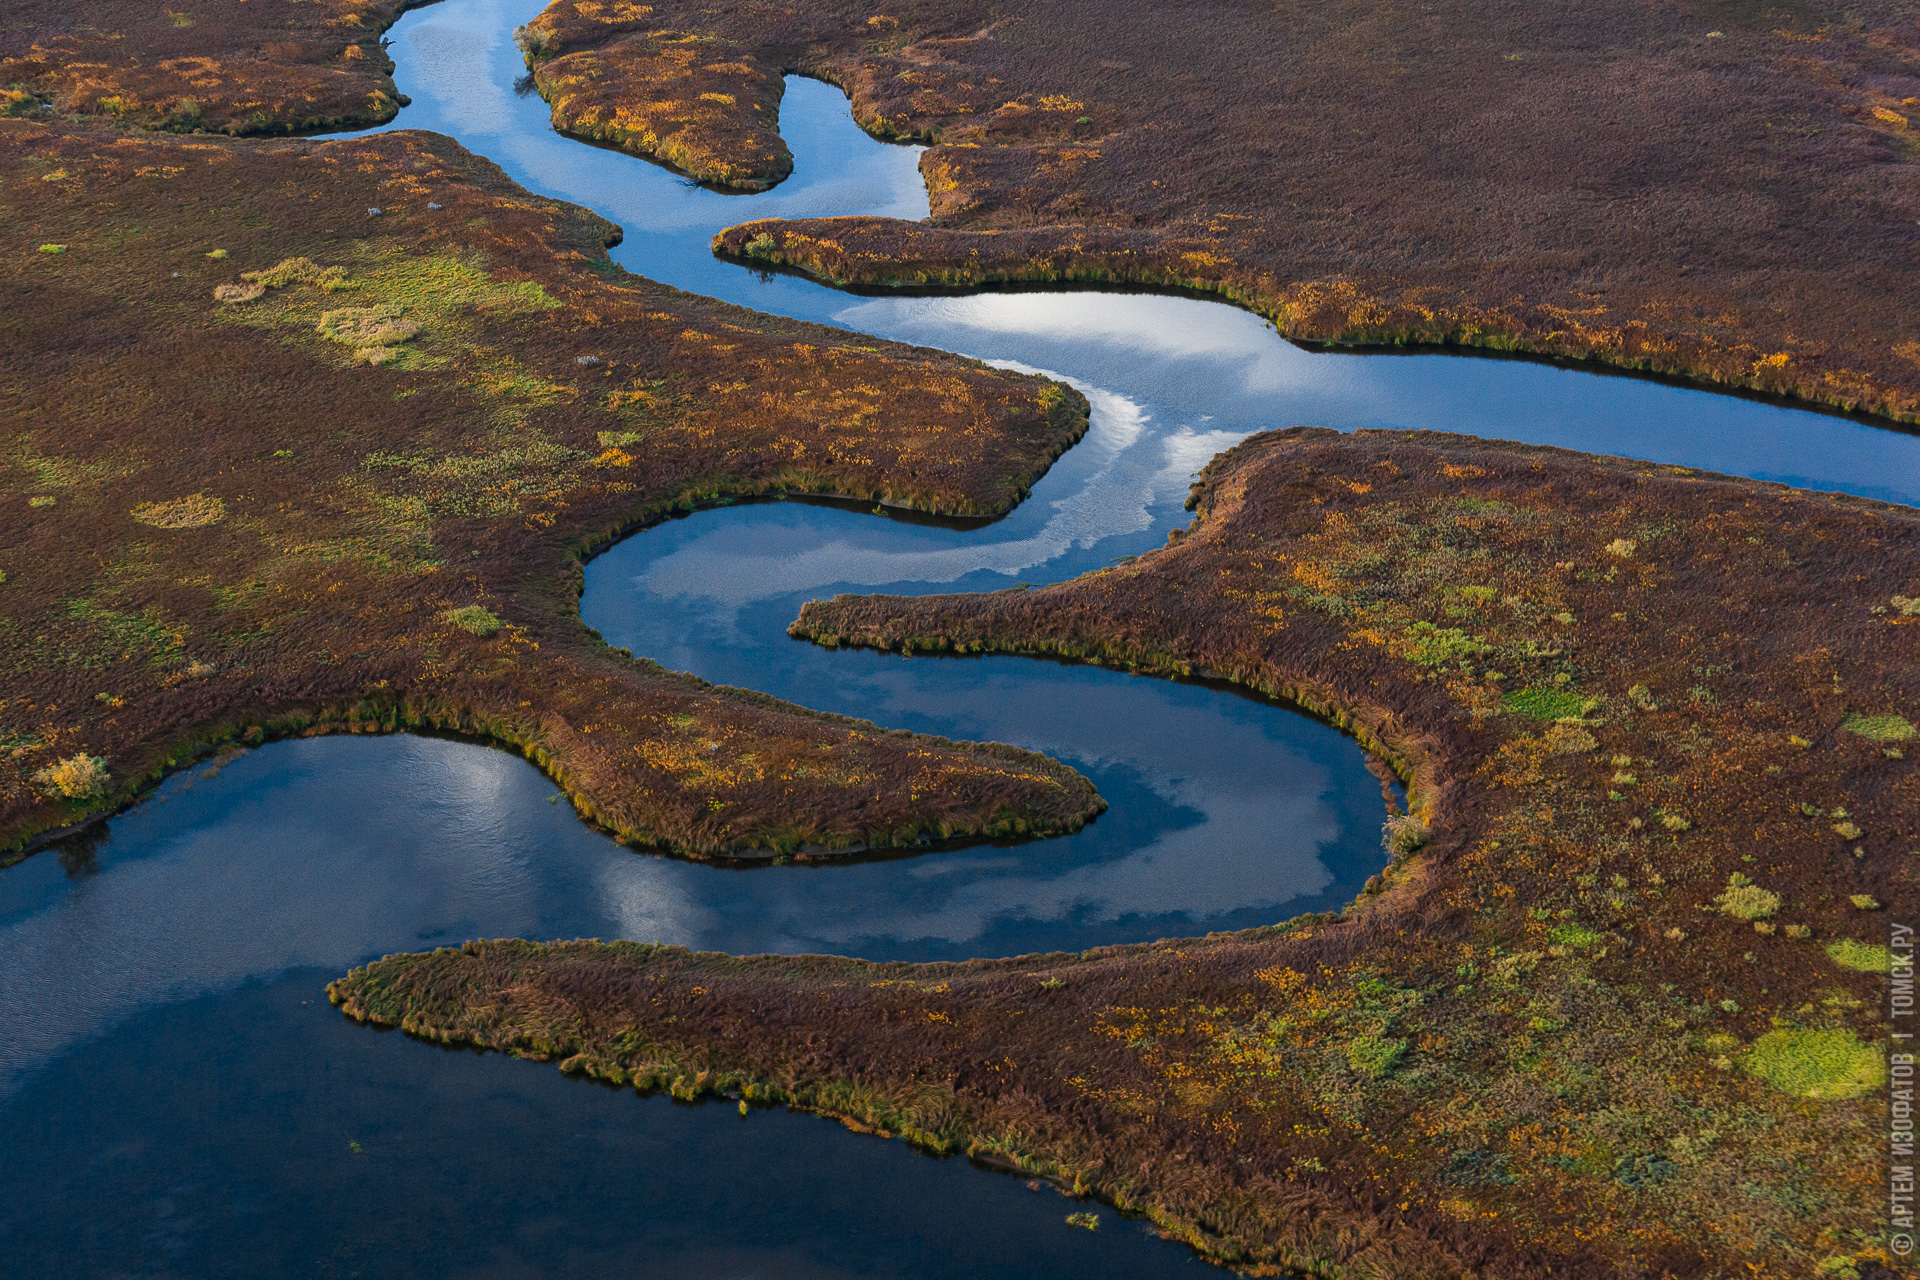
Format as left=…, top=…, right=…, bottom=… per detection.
left=0, top=120, right=1099, bottom=857
left=1, top=0, right=420, bottom=135
left=514, top=0, right=1920, bottom=423
left=336, top=430, right=1913, bottom=1278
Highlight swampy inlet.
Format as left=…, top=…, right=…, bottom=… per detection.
left=2, top=0, right=1916, bottom=1275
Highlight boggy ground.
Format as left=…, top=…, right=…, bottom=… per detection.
left=0, top=119, right=1101, bottom=858
left=0, top=0, right=416, bottom=135
left=335, top=430, right=1914, bottom=1278
left=513, top=0, right=1920, bottom=422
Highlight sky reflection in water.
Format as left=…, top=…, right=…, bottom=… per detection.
left=6, top=0, right=1915, bottom=1269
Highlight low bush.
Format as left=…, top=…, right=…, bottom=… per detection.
left=1347, top=1034, right=1407, bottom=1079
left=32, top=753, right=109, bottom=800
left=1381, top=812, right=1430, bottom=858
left=445, top=605, right=502, bottom=637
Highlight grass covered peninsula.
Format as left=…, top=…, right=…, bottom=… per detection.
left=512, top=0, right=1920, bottom=422
left=0, top=120, right=1100, bottom=858
left=335, top=430, right=1914, bottom=1278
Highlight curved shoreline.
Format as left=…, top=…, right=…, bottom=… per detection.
left=470, top=0, right=1920, bottom=433
left=0, top=120, right=1103, bottom=862
left=5, top=2, right=1911, bottom=1274
left=713, top=219, right=1920, bottom=428
left=342, top=426, right=1913, bottom=1277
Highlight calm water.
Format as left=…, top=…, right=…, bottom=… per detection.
left=7, top=0, right=1917, bottom=1271
left=0, top=742, right=1210, bottom=1276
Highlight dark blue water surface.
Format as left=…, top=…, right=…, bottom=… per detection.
left=7, top=0, right=1918, bottom=1271
left=0, top=737, right=1222, bottom=1275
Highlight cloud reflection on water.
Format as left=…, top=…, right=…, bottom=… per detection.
left=0, top=740, right=552, bottom=1094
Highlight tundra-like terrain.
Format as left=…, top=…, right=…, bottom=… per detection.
left=0, top=122, right=1097, bottom=857
left=339, top=430, right=1913, bottom=1278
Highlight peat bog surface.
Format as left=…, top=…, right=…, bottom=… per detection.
left=2, top=4, right=1915, bottom=1276
left=513, top=0, right=1920, bottom=422
left=338, top=430, right=1915, bottom=1278
left=0, top=121, right=1099, bottom=857
left=1, top=0, right=419, bottom=136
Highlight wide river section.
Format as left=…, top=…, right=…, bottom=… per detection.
left=2, top=0, right=1915, bottom=1272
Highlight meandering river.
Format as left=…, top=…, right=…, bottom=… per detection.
left=3, top=0, right=1915, bottom=1271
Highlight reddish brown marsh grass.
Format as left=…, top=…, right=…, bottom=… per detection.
left=522, top=0, right=1919, bottom=421
left=339, top=431, right=1915, bottom=1279
left=0, top=121, right=1098, bottom=858
left=1, top=0, right=415, bottom=135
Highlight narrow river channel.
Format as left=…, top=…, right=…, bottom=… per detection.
left=3, top=0, right=1916, bottom=1272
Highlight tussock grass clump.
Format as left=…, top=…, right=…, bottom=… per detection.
left=131, top=493, right=225, bottom=528
left=1605, top=538, right=1637, bottom=558
left=316, top=307, right=420, bottom=348
left=1714, top=872, right=1779, bottom=920
left=244, top=256, right=350, bottom=291
left=1840, top=712, right=1915, bottom=742
left=1542, top=723, right=1598, bottom=755
left=444, top=605, right=502, bottom=637
left=213, top=281, right=265, bottom=303
left=32, top=753, right=109, bottom=800
left=1381, top=812, right=1429, bottom=857
left=1826, top=939, right=1891, bottom=972
left=1742, top=1029, right=1885, bottom=1100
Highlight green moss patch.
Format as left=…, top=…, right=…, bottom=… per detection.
left=444, top=605, right=502, bottom=637
left=1503, top=687, right=1586, bottom=720
left=1826, top=939, right=1891, bottom=972
left=1548, top=923, right=1602, bottom=949
left=1741, top=1029, right=1885, bottom=1100
left=1346, top=1034, right=1407, bottom=1079
left=223, top=247, right=560, bottom=375
left=1840, top=712, right=1915, bottom=742
left=1401, top=622, right=1491, bottom=668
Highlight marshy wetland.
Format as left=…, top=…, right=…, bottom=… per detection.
left=3, top=0, right=1917, bottom=1274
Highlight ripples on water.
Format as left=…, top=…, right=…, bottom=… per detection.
left=5, top=0, right=1915, bottom=1269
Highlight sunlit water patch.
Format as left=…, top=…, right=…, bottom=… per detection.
left=353, top=0, right=1920, bottom=506
left=12, top=0, right=1918, bottom=1268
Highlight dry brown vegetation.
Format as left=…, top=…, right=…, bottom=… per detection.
left=519, top=8, right=794, bottom=189
left=0, top=0, right=416, bottom=135
left=520, top=0, right=1920, bottom=421
left=0, top=119, right=1100, bottom=858
left=337, top=431, right=1915, bottom=1278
